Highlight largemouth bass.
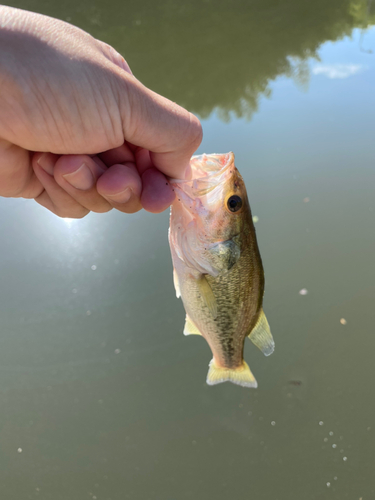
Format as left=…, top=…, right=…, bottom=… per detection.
left=168, top=152, right=274, bottom=388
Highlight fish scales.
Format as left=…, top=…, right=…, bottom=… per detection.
left=168, top=152, right=274, bottom=388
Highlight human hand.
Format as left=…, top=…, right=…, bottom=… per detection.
left=0, top=7, right=202, bottom=217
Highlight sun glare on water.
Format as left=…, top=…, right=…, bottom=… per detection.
left=62, top=218, right=78, bottom=227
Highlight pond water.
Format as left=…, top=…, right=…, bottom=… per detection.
left=1, top=1, right=375, bottom=499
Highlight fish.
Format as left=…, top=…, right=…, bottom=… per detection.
left=168, top=152, right=274, bottom=388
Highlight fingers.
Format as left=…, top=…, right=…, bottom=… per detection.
left=96, top=163, right=142, bottom=214
left=53, top=155, right=112, bottom=213
left=140, top=168, right=175, bottom=213
left=33, top=153, right=90, bottom=218
left=31, top=145, right=177, bottom=218
left=54, top=146, right=175, bottom=214
left=98, top=143, right=135, bottom=166
left=32, top=151, right=143, bottom=216
left=0, top=139, right=43, bottom=198
left=96, top=146, right=175, bottom=213
left=116, top=77, right=202, bottom=179
left=55, top=152, right=145, bottom=214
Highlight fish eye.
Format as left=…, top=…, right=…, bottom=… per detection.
left=227, top=195, right=242, bottom=213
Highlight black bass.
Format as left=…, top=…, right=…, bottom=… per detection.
left=168, top=152, right=274, bottom=388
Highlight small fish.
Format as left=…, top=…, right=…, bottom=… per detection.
left=168, top=152, right=274, bottom=388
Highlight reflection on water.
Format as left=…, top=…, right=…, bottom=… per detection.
left=1, top=0, right=375, bottom=499
left=10, top=0, right=375, bottom=119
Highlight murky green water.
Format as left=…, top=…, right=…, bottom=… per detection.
left=1, top=1, right=375, bottom=499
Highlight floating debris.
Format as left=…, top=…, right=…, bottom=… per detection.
left=326, top=482, right=331, bottom=488
left=319, top=421, right=324, bottom=426
left=299, top=288, right=308, bottom=295
left=288, top=380, right=302, bottom=386
left=17, top=448, right=22, bottom=453
left=343, top=456, right=348, bottom=461
left=252, top=215, right=259, bottom=223
left=332, top=444, right=337, bottom=449
left=271, top=421, right=276, bottom=426
left=114, top=349, right=121, bottom=354
left=329, top=431, right=334, bottom=436
left=340, top=318, right=347, bottom=325
left=91, top=265, right=97, bottom=271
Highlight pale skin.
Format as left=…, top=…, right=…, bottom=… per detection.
left=0, top=6, right=202, bottom=218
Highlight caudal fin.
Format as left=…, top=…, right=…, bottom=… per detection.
left=206, top=359, right=258, bottom=388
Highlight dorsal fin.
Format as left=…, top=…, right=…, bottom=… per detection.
left=183, top=315, right=202, bottom=336
left=248, top=309, right=275, bottom=356
left=197, top=275, right=217, bottom=319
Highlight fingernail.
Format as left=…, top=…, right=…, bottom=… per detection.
left=37, top=153, right=54, bottom=175
left=105, top=188, right=132, bottom=204
left=63, top=163, right=94, bottom=190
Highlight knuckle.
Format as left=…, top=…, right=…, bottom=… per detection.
left=187, top=114, right=203, bottom=150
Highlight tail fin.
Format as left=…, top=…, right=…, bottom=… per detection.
left=206, top=359, right=258, bottom=388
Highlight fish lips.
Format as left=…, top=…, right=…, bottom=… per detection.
left=169, top=152, right=235, bottom=201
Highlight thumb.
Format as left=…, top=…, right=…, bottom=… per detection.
left=117, top=75, right=203, bottom=179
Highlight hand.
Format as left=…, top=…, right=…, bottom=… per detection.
left=0, top=7, right=202, bottom=217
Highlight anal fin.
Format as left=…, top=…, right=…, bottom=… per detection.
left=248, top=309, right=275, bottom=356
left=183, top=315, right=202, bottom=336
left=206, top=359, right=257, bottom=388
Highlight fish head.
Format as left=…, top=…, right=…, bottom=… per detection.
left=170, top=153, right=250, bottom=276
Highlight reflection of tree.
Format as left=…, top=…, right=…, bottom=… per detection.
left=12, top=0, right=375, bottom=119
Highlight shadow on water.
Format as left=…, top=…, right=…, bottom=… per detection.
left=10, top=0, right=375, bottom=120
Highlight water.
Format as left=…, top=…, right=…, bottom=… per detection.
left=1, top=1, right=375, bottom=499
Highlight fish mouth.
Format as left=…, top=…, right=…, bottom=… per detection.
left=170, top=152, right=235, bottom=197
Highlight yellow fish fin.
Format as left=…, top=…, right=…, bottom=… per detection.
left=206, top=359, right=258, bottom=388
left=248, top=309, right=275, bottom=356
left=197, top=275, right=217, bottom=319
left=183, top=315, right=202, bottom=336
left=173, top=268, right=181, bottom=298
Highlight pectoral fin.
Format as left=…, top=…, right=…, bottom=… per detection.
left=206, top=359, right=258, bottom=388
left=173, top=268, right=181, bottom=298
left=183, top=315, right=202, bottom=336
left=248, top=309, right=275, bottom=356
left=197, top=275, right=217, bottom=319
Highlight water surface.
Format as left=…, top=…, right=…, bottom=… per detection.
left=1, top=1, right=375, bottom=499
